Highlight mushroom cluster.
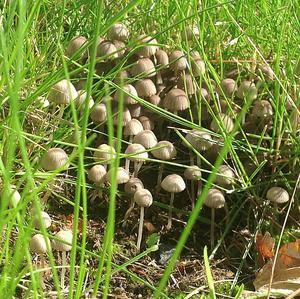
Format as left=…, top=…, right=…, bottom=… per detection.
left=37, top=21, right=294, bottom=253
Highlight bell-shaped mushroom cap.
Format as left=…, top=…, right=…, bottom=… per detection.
left=210, top=113, right=234, bottom=133
left=220, top=78, right=237, bottom=98
left=106, top=167, right=129, bottom=184
left=215, top=165, right=235, bottom=186
left=169, top=50, right=188, bottom=72
left=30, top=234, right=51, bottom=254
left=88, top=165, right=107, bottom=184
left=131, top=58, right=156, bottom=78
left=114, top=70, right=129, bottom=85
left=155, top=49, right=169, bottom=66
left=97, top=41, right=118, bottom=59
left=163, top=88, right=189, bottom=112
left=75, top=90, right=95, bottom=109
left=151, top=140, right=177, bottom=160
left=177, top=74, right=195, bottom=95
left=124, top=119, right=144, bottom=137
left=185, top=129, right=213, bottom=151
left=191, top=57, right=205, bottom=77
left=139, top=115, right=155, bottom=130
left=93, top=144, right=116, bottom=163
left=135, top=79, right=157, bottom=98
left=236, top=80, right=257, bottom=100
left=148, top=94, right=161, bottom=106
left=133, top=130, right=157, bottom=149
left=128, top=104, right=143, bottom=118
left=161, top=174, right=186, bottom=193
left=112, top=106, right=132, bottom=126
left=48, top=79, right=78, bottom=105
left=181, top=25, right=199, bottom=40
left=52, top=229, right=73, bottom=252
left=252, top=100, right=273, bottom=118
left=184, top=165, right=201, bottom=181
left=204, top=188, right=225, bottom=209
left=124, top=178, right=144, bottom=194
left=266, top=187, right=289, bottom=204
left=134, top=188, right=153, bottom=207
left=90, top=103, right=107, bottom=123
left=112, top=40, right=126, bottom=58
left=125, top=143, right=148, bottom=162
left=136, top=35, right=158, bottom=57
left=34, top=211, right=52, bottom=229
left=65, top=36, right=88, bottom=59
left=107, top=22, right=129, bottom=41
left=114, top=84, right=138, bottom=105
left=1, top=185, right=21, bottom=208
left=41, top=148, right=69, bottom=171
left=259, top=64, right=274, bottom=81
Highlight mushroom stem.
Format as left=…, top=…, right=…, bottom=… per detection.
left=167, top=192, right=174, bottom=230
left=210, top=208, right=215, bottom=250
left=125, top=159, right=130, bottom=173
left=39, top=254, right=46, bottom=289
left=137, top=206, right=145, bottom=252
left=133, top=161, right=143, bottom=178
left=156, top=164, right=164, bottom=192
left=156, top=71, right=163, bottom=85
left=57, top=105, right=65, bottom=120
left=190, top=181, right=195, bottom=209
left=122, top=197, right=135, bottom=227
left=61, top=251, right=67, bottom=290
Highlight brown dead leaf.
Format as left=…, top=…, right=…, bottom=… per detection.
left=256, top=232, right=275, bottom=265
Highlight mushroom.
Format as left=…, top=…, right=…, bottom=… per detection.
left=65, top=36, right=88, bottom=62
left=75, top=90, right=95, bottom=112
left=34, top=211, right=52, bottom=230
left=41, top=148, right=69, bottom=171
left=266, top=186, right=289, bottom=211
left=90, top=103, right=107, bottom=124
left=220, top=78, right=237, bottom=98
left=128, top=104, right=143, bottom=118
left=114, top=84, right=138, bottom=105
left=1, top=185, right=21, bottom=208
left=134, top=188, right=153, bottom=252
left=236, top=80, right=257, bottom=100
left=210, top=113, right=234, bottom=134
left=106, top=167, right=129, bottom=185
left=107, top=22, right=129, bottom=41
left=215, top=165, right=235, bottom=187
left=178, top=73, right=196, bottom=96
left=134, top=79, right=157, bottom=98
left=112, top=106, right=132, bottom=127
left=133, top=130, right=158, bottom=149
left=88, top=164, right=107, bottom=201
left=48, top=79, right=78, bottom=119
left=97, top=40, right=118, bottom=60
left=131, top=58, right=156, bottom=78
left=136, top=35, right=158, bottom=58
left=181, top=25, right=200, bottom=41
left=52, top=229, right=73, bottom=290
left=258, top=64, right=274, bottom=81
left=163, top=88, right=189, bottom=115
left=204, top=188, right=225, bottom=250
left=138, top=115, right=155, bottom=131
left=151, top=140, right=177, bottom=189
left=148, top=94, right=161, bottom=106
left=184, top=165, right=201, bottom=207
left=124, top=143, right=148, bottom=177
left=190, top=51, right=206, bottom=77
left=169, top=50, right=188, bottom=75
left=123, top=119, right=144, bottom=143
left=123, top=178, right=144, bottom=226
left=161, top=174, right=186, bottom=230
left=155, top=49, right=169, bottom=85
left=93, top=144, right=116, bottom=169
left=30, top=234, right=51, bottom=289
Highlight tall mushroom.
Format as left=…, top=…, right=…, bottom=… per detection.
left=161, top=174, right=186, bottom=230
left=215, top=165, right=235, bottom=187
left=93, top=144, right=116, bottom=169
left=133, top=130, right=158, bottom=149
left=106, top=167, right=129, bottom=186
left=88, top=164, right=107, bottom=201
left=124, top=143, right=148, bottom=177
left=123, top=119, right=144, bottom=143
left=134, top=188, right=153, bottom=252
left=204, top=188, right=225, bottom=250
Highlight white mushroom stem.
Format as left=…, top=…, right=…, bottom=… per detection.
left=125, top=159, right=131, bottom=173
left=61, top=251, right=67, bottom=290
left=190, top=181, right=195, bottom=209
left=133, top=161, right=143, bottom=178
left=137, top=206, right=145, bottom=252
left=210, top=208, right=215, bottom=250
left=156, top=71, right=163, bottom=85
left=167, top=192, right=175, bottom=230
left=39, top=254, right=46, bottom=289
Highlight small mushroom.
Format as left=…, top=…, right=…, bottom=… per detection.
left=258, top=64, right=274, bottom=81
left=41, top=148, right=69, bottom=171
left=128, top=104, right=143, bottom=118
left=114, top=84, right=138, bottom=105
left=93, top=144, right=116, bottom=169
left=97, top=41, right=118, bottom=60
left=210, top=113, right=234, bottom=133
left=163, top=88, right=189, bottom=114
left=112, top=106, right=132, bottom=127
left=178, top=73, right=196, bottom=96
left=133, top=130, right=157, bottom=149
left=161, top=174, right=186, bottom=229
left=135, top=79, right=157, bottom=98
left=169, top=50, right=188, bottom=75
left=181, top=25, right=200, bottom=41
left=134, top=188, right=153, bottom=251
left=184, top=165, right=201, bottom=207
left=204, top=188, right=225, bottom=250
left=52, top=229, right=73, bottom=290
left=236, top=80, right=257, bottom=100
left=155, top=49, right=169, bottom=84
left=123, top=119, right=144, bottom=143
left=107, top=22, right=129, bottom=41
left=215, top=165, right=235, bottom=187
left=1, top=185, right=21, bottom=208
left=65, top=36, right=88, bottom=62
left=139, top=115, right=155, bottom=131
left=131, top=58, right=156, bottom=78
left=34, top=211, right=52, bottom=230
left=90, top=103, right=107, bottom=124
left=88, top=165, right=107, bottom=201
left=191, top=52, right=206, bottom=77
left=30, top=234, right=51, bottom=289
left=106, top=167, right=129, bottom=185
left=220, top=78, right=237, bottom=98
left=124, top=143, right=148, bottom=177
left=266, top=186, right=289, bottom=211
left=75, top=90, right=95, bottom=111
left=136, top=35, right=158, bottom=58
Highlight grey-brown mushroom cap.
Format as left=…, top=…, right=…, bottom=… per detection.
left=125, top=143, right=148, bottom=162
left=65, top=36, right=88, bottom=59
left=139, top=115, right=155, bottom=131
left=123, top=119, right=144, bottom=136
left=161, top=174, right=186, bottom=193
left=34, top=211, right=52, bottom=229
left=41, top=148, right=69, bottom=171
left=136, top=35, right=158, bottom=57
left=266, top=187, right=289, bottom=204
left=134, top=188, right=153, bottom=207
left=185, top=129, right=213, bottom=151
left=75, top=90, right=95, bottom=109
left=252, top=100, right=273, bottom=118
left=114, top=84, right=138, bottom=105
left=112, top=106, right=132, bottom=126
left=133, top=130, right=157, bottom=149
left=210, top=113, right=234, bottom=133
left=90, top=103, right=107, bottom=123
left=130, top=58, right=156, bottom=78
left=169, top=50, right=188, bottom=71
left=220, top=78, right=237, bottom=98
left=215, top=165, right=235, bottom=186
left=30, top=234, right=51, bottom=254
left=48, top=79, right=78, bottom=105
left=204, top=188, right=225, bottom=209
left=107, top=22, right=129, bottom=41
left=163, top=88, right=189, bottom=112
left=124, top=178, right=144, bottom=194
left=93, top=144, right=116, bottom=163
left=155, top=49, right=169, bottom=66
left=52, top=229, right=73, bottom=252
left=151, top=141, right=177, bottom=160
left=135, top=79, right=157, bottom=98
left=97, top=41, right=118, bottom=59
left=106, top=167, right=129, bottom=184
left=88, top=165, right=107, bottom=184
left=184, top=166, right=201, bottom=181
left=236, top=80, right=257, bottom=100
left=1, top=185, right=21, bottom=208
left=177, top=74, right=195, bottom=95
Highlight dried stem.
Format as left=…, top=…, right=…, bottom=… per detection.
left=137, top=206, right=144, bottom=252
left=210, top=208, right=215, bottom=251
left=61, top=251, right=67, bottom=290
left=166, top=192, right=174, bottom=230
